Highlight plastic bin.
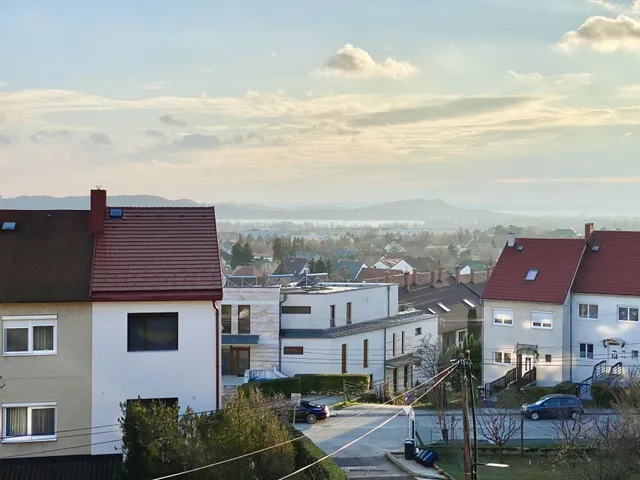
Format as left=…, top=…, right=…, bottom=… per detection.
left=404, top=439, right=415, bottom=460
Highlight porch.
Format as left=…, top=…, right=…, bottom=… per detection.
left=484, top=343, right=538, bottom=398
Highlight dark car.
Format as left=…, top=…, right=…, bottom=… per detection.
left=296, top=401, right=330, bottom=424
left=521, top=394, right=584, bottom=421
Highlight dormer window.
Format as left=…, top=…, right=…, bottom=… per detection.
left=437, top=303, right=450, bottom=313
left=525, top=269, right=539, bottom=281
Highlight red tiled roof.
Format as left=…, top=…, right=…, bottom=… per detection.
left=572, top=230, right=640, bottom=296
left=482, top=238, right=585, bottom=304
left=232, top=265, right=264, bottom=277
left=91, top=207, right=222, bottom=300
left=356, top=267, right=404, bottom=281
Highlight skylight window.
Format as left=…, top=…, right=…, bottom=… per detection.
left=1, top=222, right=16, bottom=231
left=517, top=245, right=525, bottom=252
left=525, top=269, right=539, bottom=281
left=427, top=308, right=436, bottom=315
left=437, top=303, right=451, bottom=313
left=109, top=208, right=124, bottom=219
left=592, top=245, right=600, bottom=251
left=463, top=299, right=476, bottom=308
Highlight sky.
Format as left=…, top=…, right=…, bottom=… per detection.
left=2, top=0, right=640, bottom=214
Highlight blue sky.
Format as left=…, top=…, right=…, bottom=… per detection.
left=2, top=0, right=640, bottom=213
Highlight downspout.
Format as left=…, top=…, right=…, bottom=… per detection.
left=213, top=302, right=221, bottom=410
left=384, top=284, right=390, bottom=383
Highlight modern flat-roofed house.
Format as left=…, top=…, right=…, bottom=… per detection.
left=89, top=189, right=223, bottom=454
left=0, top=210, right=95, bottom=457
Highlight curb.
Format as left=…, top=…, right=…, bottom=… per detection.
left=385, top=451, right=446, bottom=480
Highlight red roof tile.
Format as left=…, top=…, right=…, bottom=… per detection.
left=91, top=207, right=222, bottom=299
left=572, top=230, right=640, bottom=296
left=482, top=238, right=585, bottom=304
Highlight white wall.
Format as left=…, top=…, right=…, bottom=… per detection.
left=572, top=293, right=640, bottom=383
left=91, top=301, right=217, bottom=455
left=281, top=284, right=399, bottom=330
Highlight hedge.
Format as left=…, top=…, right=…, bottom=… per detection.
left=496, top=382, right=580, bottom=407
left=591, top=383, right=623, bottom=408
left=288, top=427, right=348, bottom=479
left=295, top=374, right=370, bottom=395
left=238, top=377, right=302, bottom=397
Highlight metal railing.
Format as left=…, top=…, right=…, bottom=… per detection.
left=610, top=362, right=623, bottom=378
left=487, top=366, right=518, bottom=396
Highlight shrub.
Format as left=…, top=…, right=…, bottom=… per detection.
left=295, top=374, right=370, bottom=395
left=591, top=383, right=623, bottom=408
left=239, top=377, right=302, bottom=397
left=288, top=427, right=348, bottom=479
left=554, top=381, right=578, bottom=395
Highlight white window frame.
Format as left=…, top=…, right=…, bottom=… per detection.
left=1, top=402, right=57, bottom=443
left=618, top=306, right=639, bottom=323
left=578, top=304, right=598, bottom=320
left=492, top=309, right=513, bottom=327
left=457, top=330, right=466, bottom=346
left=2, top=315, right=57, bottom=356
left=531, top=311, right=553, bottom=330
left=493, top=351, right=512, bottom=365
left=579, top=343, right=594, bottom=360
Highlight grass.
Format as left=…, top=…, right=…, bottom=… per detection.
left=330, top=401, right=359, bottom=410
left=435, top=448, right=572, bottom=480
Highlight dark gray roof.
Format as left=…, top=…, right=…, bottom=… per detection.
left=274, top=257, right=309, bottom=275
left=0, top=454, right=122, bottom=480
left=222, top=334, right=260, bottom=345
left=281, top=310, right=433, bottom=339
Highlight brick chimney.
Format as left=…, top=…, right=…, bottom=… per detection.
left=585, top=223, right=594, bottom=244
left=487, top=266, right=492, bottom=280
left=455, top=266, right=461, bottom=284
left=431, top=271, right=436, bottom=288
left=412, top=269, right=417, bottom=285
left=90, top=188, right=107, bottom=234
left=470, top=268, right=475, bottom=284
left=507, top=232, right=516, bottom=247
left=403, top=271, right=409, bottom=291
left=437, top=266, right=443, bottom=283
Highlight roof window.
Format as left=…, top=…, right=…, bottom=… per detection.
left=1, top=222, right=16, bottom=231
left=525, top=269, right=539, bottom=281
left=591, top=245, right=600, bottom=251
left=463, top=299, right=476, bottom=308
left=109, top=208, right=124, bottom=219
left=517, top=245, right=525, bottom=252
left=437, top=303, right=451, bottom=312
left=427, top=308, right=436, bottom=315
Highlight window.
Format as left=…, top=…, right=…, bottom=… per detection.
left=579, top=343, right=594, bottom=359
left=401, top=331, right=405, bottom=354
left=341, top=344, right=347, bottom=374
left=633, top=350, right=639, bottom=360
left=330, top=305, right=336, bottom=327
left=221, top=305, right=232, bottom=334
left=281, top=306, right=312, bottom=315
left=494, top=351, right=512, bottom=364
left=415, top=327, right=422, bottom=335
left=437, top=303, right=450, bottom=313
left=2, top=403, right=56, bottom=442
left=127, top=313, right=178, bottom=351
left=404, top=365, right=409, bottom=389
left=2, top=316, right=57, bottom=356
left=618, top=306, right=639, bottom=322
left=346, top=303, right=352, bottom=324
left=531, top=311, right=553, bottom=329
left=238, top=305, right=251, bottom=334
left=427, top=308, right=436, bottom=315
left=578, top=304, right=598, bottom=319
left=283, top=346, right=304, bottom=355
left=545, top=354, right=552, bottom=363
left=392, top=333, right=397, bottom=356
left=363, top=339, right=368, bottom=368
left=457, top=330, right=465, bottom=346
left=127, top=397, right=179, bottom=410
left=525, top=269, right=539, bottom=281
left=462, top=299, right=475, bottom=308
left=493, top=309, right=513, bottom=326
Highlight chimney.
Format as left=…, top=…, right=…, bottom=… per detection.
left=470, top=268, right=475, bottom=284
left=431, top=271, right=436, bottom=288
left=455, top=266, right=461, bottom=284
left=90, top=188, right=107, bottom=234
left=437, top=266, right=443, bottom=283
left=487, top=266, right=492, bottom=280
left=585, top=223, right=594, bottom=244
left=412, top=269, right=417, bottom=285
left=403, top=271, right=409, bottom=291
left=507, top=232, right=516, bottom=247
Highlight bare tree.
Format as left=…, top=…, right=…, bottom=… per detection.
left=476, top=410, right=520, bottom=463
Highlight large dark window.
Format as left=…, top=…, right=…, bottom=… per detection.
left=238, top=305, right=251, bottom=334
left=127, top=313, right=178, bottom=351
left=281, top=306, right=312, bottom=314
left=221, top=305, right=232, bottom=334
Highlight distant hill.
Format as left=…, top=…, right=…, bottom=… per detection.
left=0, top=195, right=518, bottom=223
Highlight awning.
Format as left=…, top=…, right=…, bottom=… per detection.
left=221, top=335, right=260, bottom=345
left=513, top=343, right=538, bottom=356
left=386, top=353, right=419, bottom=368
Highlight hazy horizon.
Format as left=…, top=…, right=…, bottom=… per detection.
left=2, top=1, right=640, bottom=213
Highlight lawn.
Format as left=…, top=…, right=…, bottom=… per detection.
left=435, top=448, right=571, bottom=480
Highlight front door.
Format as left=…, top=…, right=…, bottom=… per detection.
left=231, top=347, right=250, bottom=377
left=524, top=356, right=533, bottom=373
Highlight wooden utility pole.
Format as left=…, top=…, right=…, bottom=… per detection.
left=460, top=357, right=473, bottom=480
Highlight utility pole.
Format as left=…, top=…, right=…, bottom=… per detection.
left=466, top=350, right=479, bottom=480
left=460, top=355, right=472, bottom=480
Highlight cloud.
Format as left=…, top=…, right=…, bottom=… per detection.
left=143, top=129, right=169, bottom=139
left=505, top=70, right=594, bottom=87
left=159, top=114, right=188, bottom=126
left=351, top=96, right=535, bottom=127
left=297, top=121, right=361, bottom=136
left=30, top=129, right=71, bottom=142
left=85, top=132, right=113, bottom=146
left=495, top=176, right=640, bottom=185
left=317, top=44, right=417, bottom=79
left=0, top=134, right=12, bottom=145
left=144, top=81, right=171, bottom=91
left=177, top=133, right=221, bottom=150
left=559, top=15, right=640, bottom=52
left=589, top=0, right=640, bottom=14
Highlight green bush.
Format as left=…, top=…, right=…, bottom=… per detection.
left=239, top=377, right=302, bottom=397
left=591, top=383, right=623, bottom=408
left=554, top=381, right=578, bottom=395
left=288, top=427, right=348, bottom=479
left=295, top=374, right=370, bottom=395
left=497, top=384, right=576, bottom=407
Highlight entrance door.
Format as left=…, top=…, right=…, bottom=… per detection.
left=231, top=347, right=250, bottom=377
left=524, top=356, right=533, bottom=373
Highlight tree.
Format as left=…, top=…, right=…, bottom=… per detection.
left=309, top=259, right=316, bottom=273
left=326, top=258, right=333, bottom=279
left=272, top=236, right=287, bottom=262
left=314, top=258, right=326, bottom=273
left=242, top=241, right=253, bottom=264
left=230, top=235, right=245, bottom=269
left=476, top=409, right=520, bottom=463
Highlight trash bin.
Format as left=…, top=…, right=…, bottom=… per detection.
left=404, top=439, right=415, bottom=460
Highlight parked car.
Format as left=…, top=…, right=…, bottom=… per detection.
left=521, top=394, right=584, bottom=421
left=296, top=401, right=330, bottom=424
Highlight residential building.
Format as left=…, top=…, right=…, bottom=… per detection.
left=274, top=257, right=310, bottom=276
left=355, top=267, right=404, bottom=283
left=89, top=189, right=223, bottom=455
left=0, top=210, right=94, bottom=457
left=331, top=260, right=366, bottom=281
left=279, top=283, right=437, bottom=391
left=372, top=258, right=414, bottom=272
